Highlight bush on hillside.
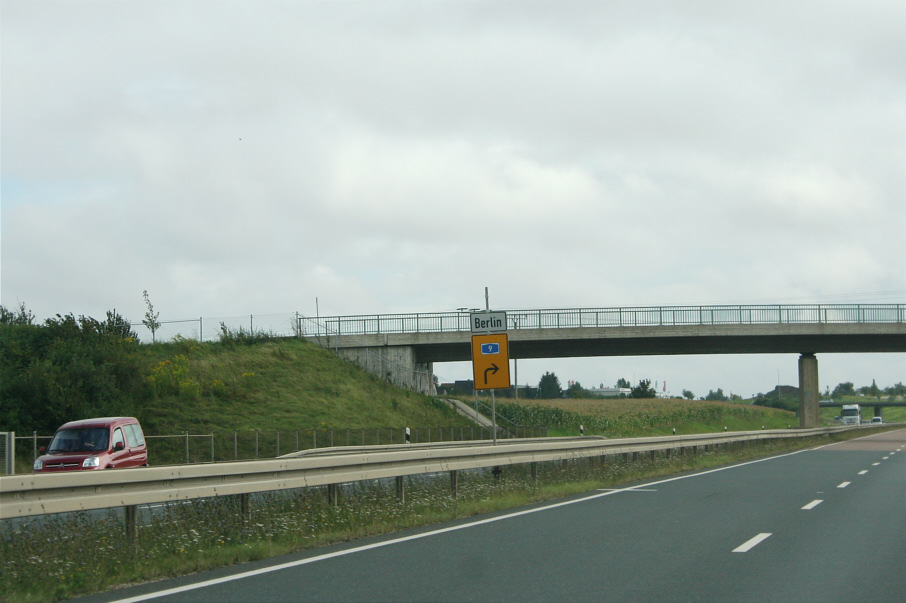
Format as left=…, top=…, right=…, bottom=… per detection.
left=0, top=307, right=148, bottom=434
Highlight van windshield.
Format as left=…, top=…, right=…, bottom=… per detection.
left=48, top=428, right=110, bottom=453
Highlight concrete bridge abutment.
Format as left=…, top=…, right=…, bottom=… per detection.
left=336, top=345, right=436, bottom=396
left=799, top=353, right=820, bottom=428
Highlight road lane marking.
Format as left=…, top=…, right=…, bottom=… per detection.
left=858, top=470, right=868, bottom=475
left=596, top=488, right=656, bottom=492
left=882, top=456, right=889, bottom=460
left=802, top=500, right=823, bottom=510
left=837, top=482, right=851, bottom=488
left=873, top=462, right=881, bottom=466
left=733, top=533, right=772, bottom=553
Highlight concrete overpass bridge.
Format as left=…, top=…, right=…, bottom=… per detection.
left=300, top=304, right=906, bottom=428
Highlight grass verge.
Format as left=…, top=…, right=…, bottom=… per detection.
left=0, top=428, right=882, bottom=603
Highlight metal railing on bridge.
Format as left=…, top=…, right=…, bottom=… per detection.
left=299, top=304, right=906, bottom=338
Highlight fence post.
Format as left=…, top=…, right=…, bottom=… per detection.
left=3, top=432, right=14, bottom=475
left=234, top=431, right=238, bottom=460
left=211, top=432, right=214, bottom=463
left=255, top=430, right=259, bottom=459
left=276, top=430, right=280, bottom=457
left=185, top=431, right=189, bottom=464
left=33, top=431, right=37, bottom=461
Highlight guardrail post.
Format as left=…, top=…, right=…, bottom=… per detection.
left=450, top=470, right=458, bottom=497
left=327, top=484, right=338, bottom=506
left=396, top=476, right=405, bottom=503
left=530, top=462, right=537, bottom=480
left=240, top=493, right=250, bottom=523
left=124, top=504, right=137, bottom=544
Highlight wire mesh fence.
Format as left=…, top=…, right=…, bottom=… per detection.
left=12, top=425, right=547, bottom=472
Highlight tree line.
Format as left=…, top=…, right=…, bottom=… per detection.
left=533, top=370, right=904, bottom=405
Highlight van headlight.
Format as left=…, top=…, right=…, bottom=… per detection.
left=33, top=459, right=43, bottom=471
left=82, top=457, right=100, bottom=468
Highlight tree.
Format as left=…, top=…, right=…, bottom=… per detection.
left=0, top=302, right=35, bottom=325
left=142, top=290, right=161, bottom=343
left=616, top=377, right=630, bottom=389
left=567, top=381, right=589, bottom=398
left=538, top=372, right=562, bottom=399
left=682, top=389, right=695, bottom=400
left=630, top=379, right=657, bottom=398
left=705, top=388, right=728, bottom=401
left=832, top=382, right=855, bottom=398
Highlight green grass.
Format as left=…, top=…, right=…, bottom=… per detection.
left=138, top=337, right=470, bottom=434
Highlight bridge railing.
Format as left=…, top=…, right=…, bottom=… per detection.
left=300, top=304, right=905, bottom=337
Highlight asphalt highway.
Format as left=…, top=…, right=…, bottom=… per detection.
left=73, top=429, right=906, bottom=603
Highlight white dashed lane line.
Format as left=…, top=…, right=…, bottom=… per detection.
left=837, top=481, right=851, bottom=488
left=802, top=500, right=823, bottom=510
left=733, top=533, right=772, bottom=553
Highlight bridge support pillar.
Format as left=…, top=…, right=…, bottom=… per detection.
left=799, top=353, right=820, bottom=428
left=335, top=345, right=436, bottom=395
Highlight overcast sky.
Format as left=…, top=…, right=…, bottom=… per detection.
left=2, top=1, right=904, bottom=398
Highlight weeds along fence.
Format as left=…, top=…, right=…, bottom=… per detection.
left=11, top=425, right=547, bottom=472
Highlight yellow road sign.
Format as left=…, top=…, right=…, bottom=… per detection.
left=471, top=334, right=511, bottom=390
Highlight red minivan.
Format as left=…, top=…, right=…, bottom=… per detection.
left=33, top=417, right=148, bottom=472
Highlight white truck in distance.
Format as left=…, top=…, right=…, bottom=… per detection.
left=839, top=404, right=862, bottom=426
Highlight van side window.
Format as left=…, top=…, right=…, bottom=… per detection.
left=112, top=428, right=125, bottom=450
left=131, top=423, right=145, bottom=446
left=124, top=424, right=142, bottom=447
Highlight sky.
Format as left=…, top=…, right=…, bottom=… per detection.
left=2, top=0, right=904, bottom=399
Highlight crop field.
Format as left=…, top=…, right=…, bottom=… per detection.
left=493, top=397, right=796, bottom=437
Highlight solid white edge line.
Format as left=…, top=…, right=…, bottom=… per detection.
left=733, top=533, right=772, bottom=553
left=801, top=500, right=823, bottom=510
left=103, top=447, right=818, bottom=603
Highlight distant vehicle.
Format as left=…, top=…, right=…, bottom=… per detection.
left=870, top=416, right=884, bottom=424
left=839, top=404, right=862, bottom=426
left=33, top=417, right=148, bottom=472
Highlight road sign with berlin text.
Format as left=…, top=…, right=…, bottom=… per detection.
left=471, top=333, right=511, bottom=390
left=469, top=311, right=507, bottom=334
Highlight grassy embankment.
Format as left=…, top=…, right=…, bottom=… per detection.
left=4, top=336, right=901, bottom=602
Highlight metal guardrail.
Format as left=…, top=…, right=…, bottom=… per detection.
left=299, top=304, right=906, bottom=337
left=0, top=426, right=871, bottom=520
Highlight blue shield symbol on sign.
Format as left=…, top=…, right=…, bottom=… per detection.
left=480, top=343, right=500, bottom=355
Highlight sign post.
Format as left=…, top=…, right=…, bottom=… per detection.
left=469, top=291, right=509, bottom=444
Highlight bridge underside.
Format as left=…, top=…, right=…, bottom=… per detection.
left=316, top=323, right=906, bottom=429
